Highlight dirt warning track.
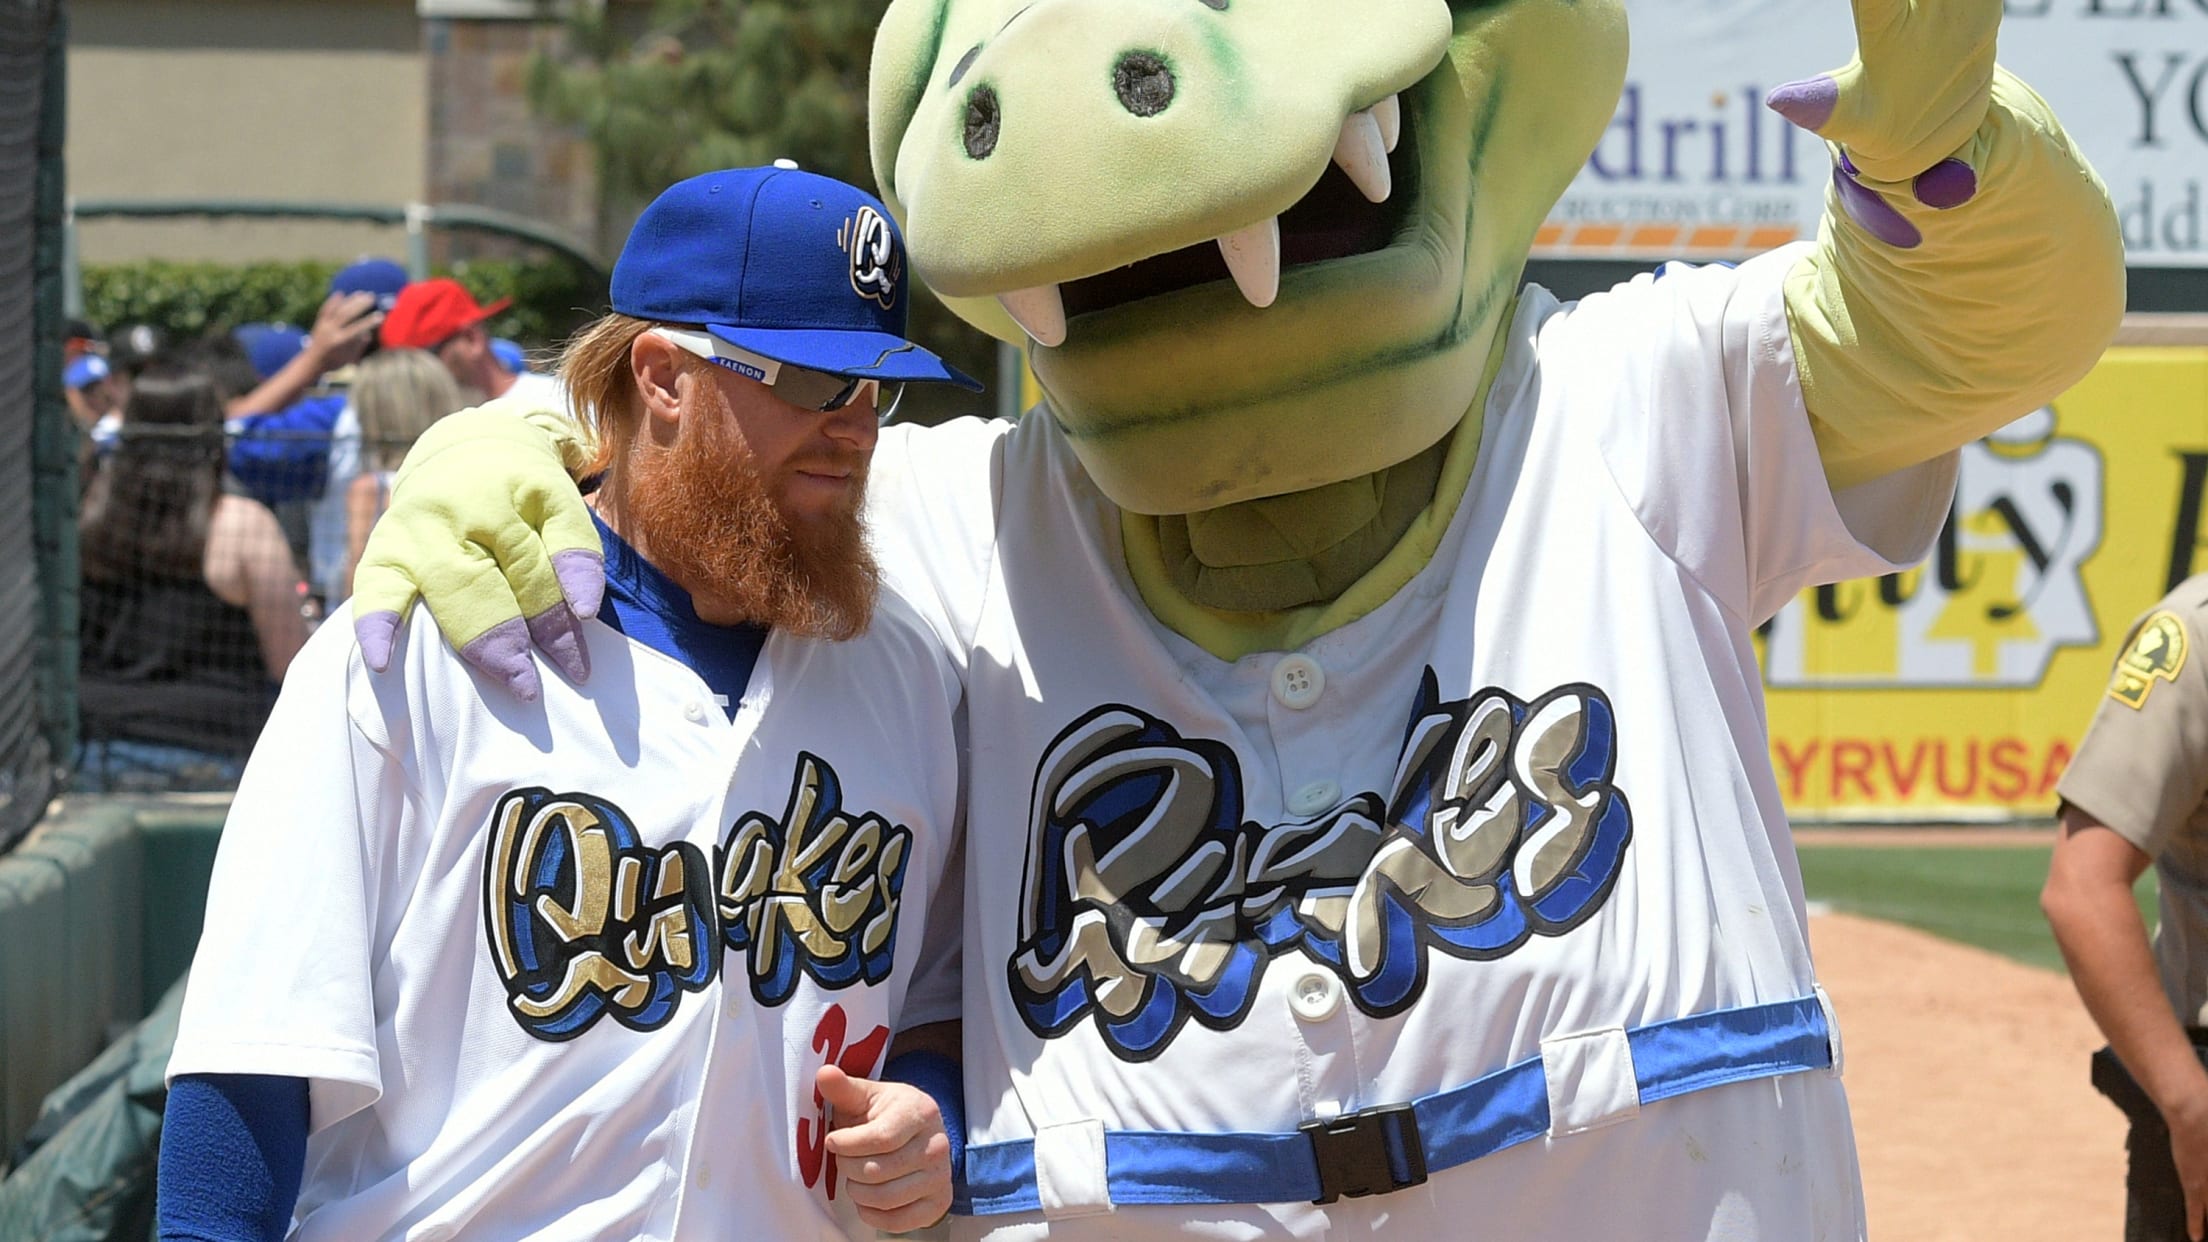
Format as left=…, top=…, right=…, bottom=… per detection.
left=1811, top=911, right=2123, bottom=1240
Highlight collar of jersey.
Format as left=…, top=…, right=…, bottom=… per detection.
left=588, top=507, right=770, bottom=697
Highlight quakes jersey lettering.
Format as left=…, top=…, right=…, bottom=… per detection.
left=1008, top=670, right=1633, bottom=1060
left=484, top=754, right=914, bottom=1042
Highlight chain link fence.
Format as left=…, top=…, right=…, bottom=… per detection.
left=1, top=0, right=68, bottom=853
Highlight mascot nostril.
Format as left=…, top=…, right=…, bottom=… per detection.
left=1113, top=52, right=1175, bottom=117
left=963, top=85, right=1001, bottom=160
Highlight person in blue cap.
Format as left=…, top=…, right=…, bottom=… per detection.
left=156, top=168, right=977, bottom=1241
left=62, top=350, right=125, bottom=448
left=220, top=261, right=407, bottom=602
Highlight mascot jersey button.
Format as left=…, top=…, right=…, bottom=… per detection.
left=683, top=701, right=707, bottom=723
left=1271, top=655, right=1326, bottom=710
left=1289, top=970, right=1344, bottom=1021
left=1290, top=781, right=1341, bottom=816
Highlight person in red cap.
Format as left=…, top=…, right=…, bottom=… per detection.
left=379, top=278, right=561, bottom=408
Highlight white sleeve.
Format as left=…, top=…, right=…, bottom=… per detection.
left=166, top=621, right=395, bottom=1132
left=867, top=417, right=1013, bottom=675
left=1570, top=245, right=1959, bottom=628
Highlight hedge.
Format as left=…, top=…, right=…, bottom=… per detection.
left=77, top=257, right=610, bottom=352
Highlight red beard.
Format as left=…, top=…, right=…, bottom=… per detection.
left=623, top=384, right=880, bottom=641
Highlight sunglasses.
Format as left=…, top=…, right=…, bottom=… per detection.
left=651, top=327, right=905, bottom=422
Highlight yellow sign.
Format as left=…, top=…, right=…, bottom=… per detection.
left=1760, top=347, right=2208, bottom=820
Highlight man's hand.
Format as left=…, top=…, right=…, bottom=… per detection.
left=306, top=291, right=383, bottom=372
left=1764, top=0, right=2001, bottom=245
left=818, top=1064, right=954, bottom=1234
left=2164, top=1089, right=2208, bottom=1240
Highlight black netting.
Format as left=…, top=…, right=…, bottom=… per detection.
left=0, top=0, right=65, bottom=852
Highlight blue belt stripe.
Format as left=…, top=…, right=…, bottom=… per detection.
left=958, top=994, right=1831, bottom=1216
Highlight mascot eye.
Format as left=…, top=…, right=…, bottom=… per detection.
left=1113, top=52, right=1174, bottom=117
left=964, top=86, right=1001, bottom=160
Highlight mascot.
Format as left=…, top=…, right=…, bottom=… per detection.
left=352, top=0, right=2122, bottom=1235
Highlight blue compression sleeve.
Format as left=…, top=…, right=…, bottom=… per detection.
left=882, top=1050, right=966, bottom=1178
left=158, top=1073, right=309, bottom=1242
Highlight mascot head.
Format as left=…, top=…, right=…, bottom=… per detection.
left=870, top=0, right=1629, bottom=515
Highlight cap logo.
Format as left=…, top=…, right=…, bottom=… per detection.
left=839, top=206, right=901, bottom=311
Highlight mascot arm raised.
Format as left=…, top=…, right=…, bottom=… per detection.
left=1765, top=0, right=2124, bottom=491
left=349, top=396, right=603, bottom=701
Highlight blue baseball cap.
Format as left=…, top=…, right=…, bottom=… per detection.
left=233, top=323, right=308, bottom=380
left=611, top=166, right=979, bottom=390
left=330, top=258, right=410, bottom=311
left=491, top=337, right=530, bottom=374
left=64, top=354, right=111, bottom=390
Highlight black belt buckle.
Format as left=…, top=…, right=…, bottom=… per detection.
left=1300, top=1103, right=1428, bottom=1205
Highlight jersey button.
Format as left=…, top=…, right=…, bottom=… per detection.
left=1289, top=780, right=1341, bottom=816
left=683, top=701, right=707, bottom=723
left=1271, top=655, right=1325, bottom=710
left=1288, top=970, right=1343, bottom=1022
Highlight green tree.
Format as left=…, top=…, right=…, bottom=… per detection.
left=529, top=0, right=999, bottom=421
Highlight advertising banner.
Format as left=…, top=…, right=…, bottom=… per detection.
left=1540, top=0, right=2208, bottom=267
left=1761, top=346, right=2208, bottom=820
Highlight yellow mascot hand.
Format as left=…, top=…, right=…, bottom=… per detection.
left=350, top=403, right=601, bottom=702
left=1765, top=0, right=2000, bottom=229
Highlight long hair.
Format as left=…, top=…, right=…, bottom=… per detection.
left=560, top=312, right=656, bottom=478
left=354, top=348, right=467, bottom=472
left=79, top=362, right=229, bottom=583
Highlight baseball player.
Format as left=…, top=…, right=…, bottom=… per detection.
left=2046, top=576, right=2208, bottom=1242
left=156, top=167, right=978, bottom=1242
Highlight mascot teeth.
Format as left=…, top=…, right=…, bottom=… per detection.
left=1215, top=217, right=1281, bottom=308
left=998, top=284, right=1068, bottom=347
left=1372, top=94, right=1401, bottom=154
left=1332, top=108, right=1392, bottom=204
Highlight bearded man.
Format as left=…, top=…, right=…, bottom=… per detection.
left=154, top=166, right=979, bottom=1242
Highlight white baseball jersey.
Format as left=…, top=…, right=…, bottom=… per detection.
left=866, top=245, right=1958, bottom=1241
left=168, top=599, right=963, bottom=1241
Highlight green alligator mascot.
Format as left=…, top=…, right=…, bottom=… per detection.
left=352, top=0, right=2122, bottom=1234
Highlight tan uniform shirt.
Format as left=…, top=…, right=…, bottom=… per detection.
left=2058, top=574, right=2208, bottom=1026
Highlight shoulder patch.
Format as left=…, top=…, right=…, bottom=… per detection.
left=2109, top=611, right=2189, bottom=709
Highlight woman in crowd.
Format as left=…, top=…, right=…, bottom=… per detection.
left=342, top=347, right=467, bottom=596
left=77, top=360, right=308, bottom=792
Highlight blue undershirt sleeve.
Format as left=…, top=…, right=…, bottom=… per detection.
left=881, top=1050, right=966, bottom=1179
left=157, top=1073, right=309, bottom=1242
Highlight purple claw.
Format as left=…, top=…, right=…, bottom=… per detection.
left=1837, top=149, right=1859, bottom=177
left=459, top=616, right=543, bottom=702
left=1833, top=165, right=1922, bottom=249
left=552, top=548, right=606, bottom=621
left=1766, top=77, right=1838, bottom=133
left=527, top=602, right=593, bottom=686
left=355, top=609, right=402, bottom=672
left=1913, top=158, right=1978, bottom=210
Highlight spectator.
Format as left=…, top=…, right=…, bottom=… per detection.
left=308, top=258, right=415, bottom=605
left=379, top=278, right=562, bottom=408
left=108, top=321, right=166, bottom=378
left=76, top=361, right=309, bottom=793
left=63, top=351, right=124, bottom=441
left=341, top=348, right=467, bottom=595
